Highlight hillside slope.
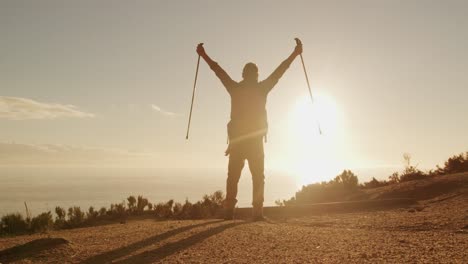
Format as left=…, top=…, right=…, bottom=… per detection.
left=0, top=173, right=467, bottom=263
left=364, top=172, right=468, bottom=201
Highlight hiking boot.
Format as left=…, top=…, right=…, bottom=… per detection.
left=252, top=205, right=263, bottom=220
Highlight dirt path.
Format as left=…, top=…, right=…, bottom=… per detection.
left=1, top=193, right=466, bottom=263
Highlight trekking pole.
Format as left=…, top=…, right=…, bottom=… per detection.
left=186, top=43, right=203, bottom=140
left=295, top=38, right=322, bottom=135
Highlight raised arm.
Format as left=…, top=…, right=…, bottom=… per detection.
left=196, top=43, right=236, bottom=91
left=262, top=40, right=302, bottom=92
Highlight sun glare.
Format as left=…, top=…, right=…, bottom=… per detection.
left=286, top=93, right=346, bottom=186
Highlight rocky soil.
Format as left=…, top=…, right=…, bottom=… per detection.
left=1, top=174, right=467, bottom=263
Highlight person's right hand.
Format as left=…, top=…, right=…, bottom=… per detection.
left=196, top=43, right=205, bottom=56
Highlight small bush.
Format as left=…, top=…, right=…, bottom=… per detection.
left=388, top=172, right=400, bottom=183
left=111, top=202, right=127, bottom=222
left=86, top=206, right=99, bottom=224
left=1, top=191, right=227, bottom=237
left=98, top=207, right=107, bottom=217
left=436, top=152, right=468, bottom=175
left=362, top=177, right=390, bottom=189
left=332, top=170, right=359, bottom=190
left=109, top=204, right=116, bottom=216
left=189, top=202, right=209, bottom=219
left=127, top=196, right=136, bottom=212
left=172, top=202, right=183, bottom=218
left=400, top=166, right=426, bottom=182
left=201, top=191, right=224, bottom=217
left=274, top=199, right=284, bottom=206
left=54, top=206, right=67, bottom=228
left=67, top=206, right=85, bottom=227
left=177, top=199, right=193, bottom=219
left=136, top=196, right=149, bottom=213
left=30, top=211, right=53, bottom=233
left=154, top=199, right=174, bottom=219
left=1, top=213, right=28, bottom=235
left=286, top=170, right=361, bottom=205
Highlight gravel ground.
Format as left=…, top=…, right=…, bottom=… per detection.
left=0, top=192, right=466, bottom=264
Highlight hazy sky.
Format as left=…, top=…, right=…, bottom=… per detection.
left=1, top=1, right=467, bottom=182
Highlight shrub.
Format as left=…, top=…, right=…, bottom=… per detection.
left=1, top=191, right=228, bottom=236
left=54, top=206, right=67, bottom=228
left=201, top=190, right=224, bottom=217
left=67, top=206, right=85, bottom=227
left=177, top=199, right=193, bottom=219
left=362, top=177, right=389, bottom=188
left=127, top=196, right=136, bottom=212
left=388, top=172, right=400, bottom=183
left=399, top=166, right=426, bottom=182
left=275, top=199, right=285, bottom=206
left=86, top=206, right=99, bottom=223
left=172, top=202, right=183, bottom=218
left=114, top=202, right=127, bottom=222
left=285, top=170, right=361, bottom=205
left=154, top=199, right=174, bottom=219
left=436, top=152, right=468, bottom=175
left=136, top=196, right=149, bottom=213
left=332, top=170, right=359, bottom=190
left=163, top=191, right=225, bottom=220
left=109, top=204, right=116, bottom=215
left=98, top=207, right=107, bottom=217
left=283, top=197, right=296, bottom=206
left=1, top=213, right=28, bottom=235
left=30, top=211, right=53, bottom=233
left=189, top=202, right=209, bottom=219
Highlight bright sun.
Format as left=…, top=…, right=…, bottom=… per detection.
left=285, top=93, right=346, bottom=186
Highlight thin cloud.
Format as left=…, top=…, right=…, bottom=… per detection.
left=150, top=104, right=178, bottom=117
left=0, top=142, right=159, bottom=167
left=0, top=96, right=94, bottom=120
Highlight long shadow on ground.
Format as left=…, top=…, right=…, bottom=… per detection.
left=0, top=238, right=69, bottom=263
left=111, top=221, right=247, bottom=264
left=81, top=219, right=233, bottom=264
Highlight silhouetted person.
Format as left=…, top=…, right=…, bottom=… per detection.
left=197, top=41, right=302, bottom=220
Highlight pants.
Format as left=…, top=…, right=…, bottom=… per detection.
left=225, top=136, right=265, bottom=209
